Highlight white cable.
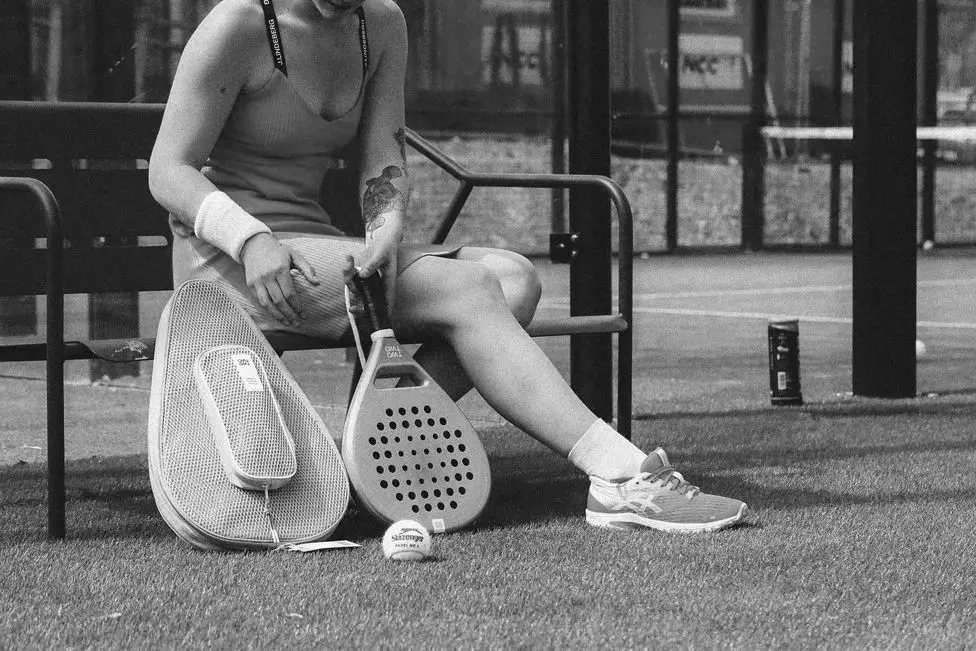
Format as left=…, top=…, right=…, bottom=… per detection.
left=263, top=485, right=280, bottom=545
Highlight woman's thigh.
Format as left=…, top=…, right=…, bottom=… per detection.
left=175, top=232, right=366, bottom=341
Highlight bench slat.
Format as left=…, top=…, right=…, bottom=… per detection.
left=0, top=316, right=627, bottom=364
left=0, top=102, right=162, bottom=159
left=0, top=169, right=169, bottom=240
left=0, top=247, right=172, bottom=296
left=524, top=315, right=628, bottom=337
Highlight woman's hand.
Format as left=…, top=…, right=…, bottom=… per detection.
left=358, top=216, right=402, bottom=313
left=241, top=233, right=319, bottom=327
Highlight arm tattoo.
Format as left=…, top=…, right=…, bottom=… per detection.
left=395, top=127, right=407, bottom=164
left=362, top=165, right=405, bottom=235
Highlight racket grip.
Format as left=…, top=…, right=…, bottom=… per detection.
left=352, top=273, right=391, bottom=333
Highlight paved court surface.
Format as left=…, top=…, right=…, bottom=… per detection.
left=2, top=249, right=975, bottom=465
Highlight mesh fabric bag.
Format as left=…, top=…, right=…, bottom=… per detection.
left=193, top=344, right=297, bottom=491
left=148, top=280, right=349, bottom=551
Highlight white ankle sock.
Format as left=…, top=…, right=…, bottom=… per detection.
left=567, top=419, right=647, bottom=482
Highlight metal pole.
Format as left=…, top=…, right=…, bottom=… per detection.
left=852, top=0, right=917, bottom=397
left=169, top=0, right=185, bottom=82
left=0, top=1, right=32, bottom=98
left=0, top=0, right=37, bottom=336
left=741, top=0, right=768, bottom=251
left=921, top=0, right=939, bottom=247
left=44, top=186, right=65, bottom=540
left=666, top=0, right=679, bottom=252
left=566, top=0, right=613, bottom=421
left=89, top=0, right=141, bottom=381
left=828, top=0, right=845, bottom=247
left=550, top=0, right=566, bottom=234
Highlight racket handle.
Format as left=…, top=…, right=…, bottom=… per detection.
left=352, top=273, right=392, bottom=333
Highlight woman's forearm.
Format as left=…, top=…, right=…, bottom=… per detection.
left=148, top=160, right=222, bottom=229
left=360, top=161, right=409, bottom=241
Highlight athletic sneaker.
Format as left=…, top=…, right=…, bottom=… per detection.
left=585, top=448, right=747, bottom=532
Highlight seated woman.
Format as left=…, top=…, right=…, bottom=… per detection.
left=148, top=0, right=747, bottom=532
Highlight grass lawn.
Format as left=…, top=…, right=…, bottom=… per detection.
left=2, top=139, right=975, bottom=647
left=2, top=398, right=974, bottom=648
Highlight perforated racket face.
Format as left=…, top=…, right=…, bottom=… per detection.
left=342, top=338, right=491, bottom=533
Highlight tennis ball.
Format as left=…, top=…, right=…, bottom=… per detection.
left=382, top=520, right=431, bottom=561
left=916, top=339, right=927, bottom=359
left=922, top=240, right=935, bottom=251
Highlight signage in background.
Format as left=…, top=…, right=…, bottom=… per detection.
left=678, top=34, right=744, bottom=90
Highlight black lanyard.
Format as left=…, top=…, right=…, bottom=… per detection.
left=260, top=0, right=369, bottom=76
left=261, top=0, right=288, bottom=75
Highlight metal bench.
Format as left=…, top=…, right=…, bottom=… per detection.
left=0, top=100, right=633, bottom=539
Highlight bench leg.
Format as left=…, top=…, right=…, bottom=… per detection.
left=47, top=285, right=66, bottom=539
left=47, top=353, right=66, bottom=539
left=617, top=329, right=633, bottom=439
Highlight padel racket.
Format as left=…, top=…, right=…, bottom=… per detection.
left=341, top=273, right=491, bottom=534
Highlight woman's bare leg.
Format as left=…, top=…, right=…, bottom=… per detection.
left=392, top=252, right=596, bottom=456
left=391, top=251, right=748, bottom=533
left=404, top=247, right=541, bottom=401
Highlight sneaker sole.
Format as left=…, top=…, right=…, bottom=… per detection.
left=585, top=502, right=748, bottom=533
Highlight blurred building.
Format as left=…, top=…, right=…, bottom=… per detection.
left=9, top=0, right=976, bottom=152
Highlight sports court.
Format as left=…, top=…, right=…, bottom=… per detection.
left=5, top=250, right=976, bottom=460
left=2, top=0, right=976, bottom=648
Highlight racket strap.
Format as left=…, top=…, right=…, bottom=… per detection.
left=344, top=285, right=368, bottom=368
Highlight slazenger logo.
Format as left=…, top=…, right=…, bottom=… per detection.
left=391, top=528, right=426, bottom=543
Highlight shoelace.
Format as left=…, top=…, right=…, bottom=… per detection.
left=645, top=466, right=700, bottom=497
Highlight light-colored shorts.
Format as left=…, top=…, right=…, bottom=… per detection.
left=172, top=227, right=461, bottom=342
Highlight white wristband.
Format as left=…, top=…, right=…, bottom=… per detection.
left=193, top=191, right=272, bottom=263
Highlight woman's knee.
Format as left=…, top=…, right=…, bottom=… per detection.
left=395, top=259, right=508, bottom=333
left=490, top=251, right=542, bottom=326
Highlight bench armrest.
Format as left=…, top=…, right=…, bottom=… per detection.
left=405, top=129, right=633, bottom=334
left=0, top=176, right=64, bottom=340
left=0, top=176, right=68, bottom=537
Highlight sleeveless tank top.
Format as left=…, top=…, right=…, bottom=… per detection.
left=199, top=1, right=370, bottom=234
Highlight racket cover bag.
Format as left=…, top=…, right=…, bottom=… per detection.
left=148, top=280, right=349, bottom=551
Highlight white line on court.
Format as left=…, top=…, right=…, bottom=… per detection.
left=0, top=373, right=509, bottom=424
left=539, top=301, right=976, bottom=330
left=630, top=307, right=976, bottom=330
left=630, top=277, right=976, bottom=301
